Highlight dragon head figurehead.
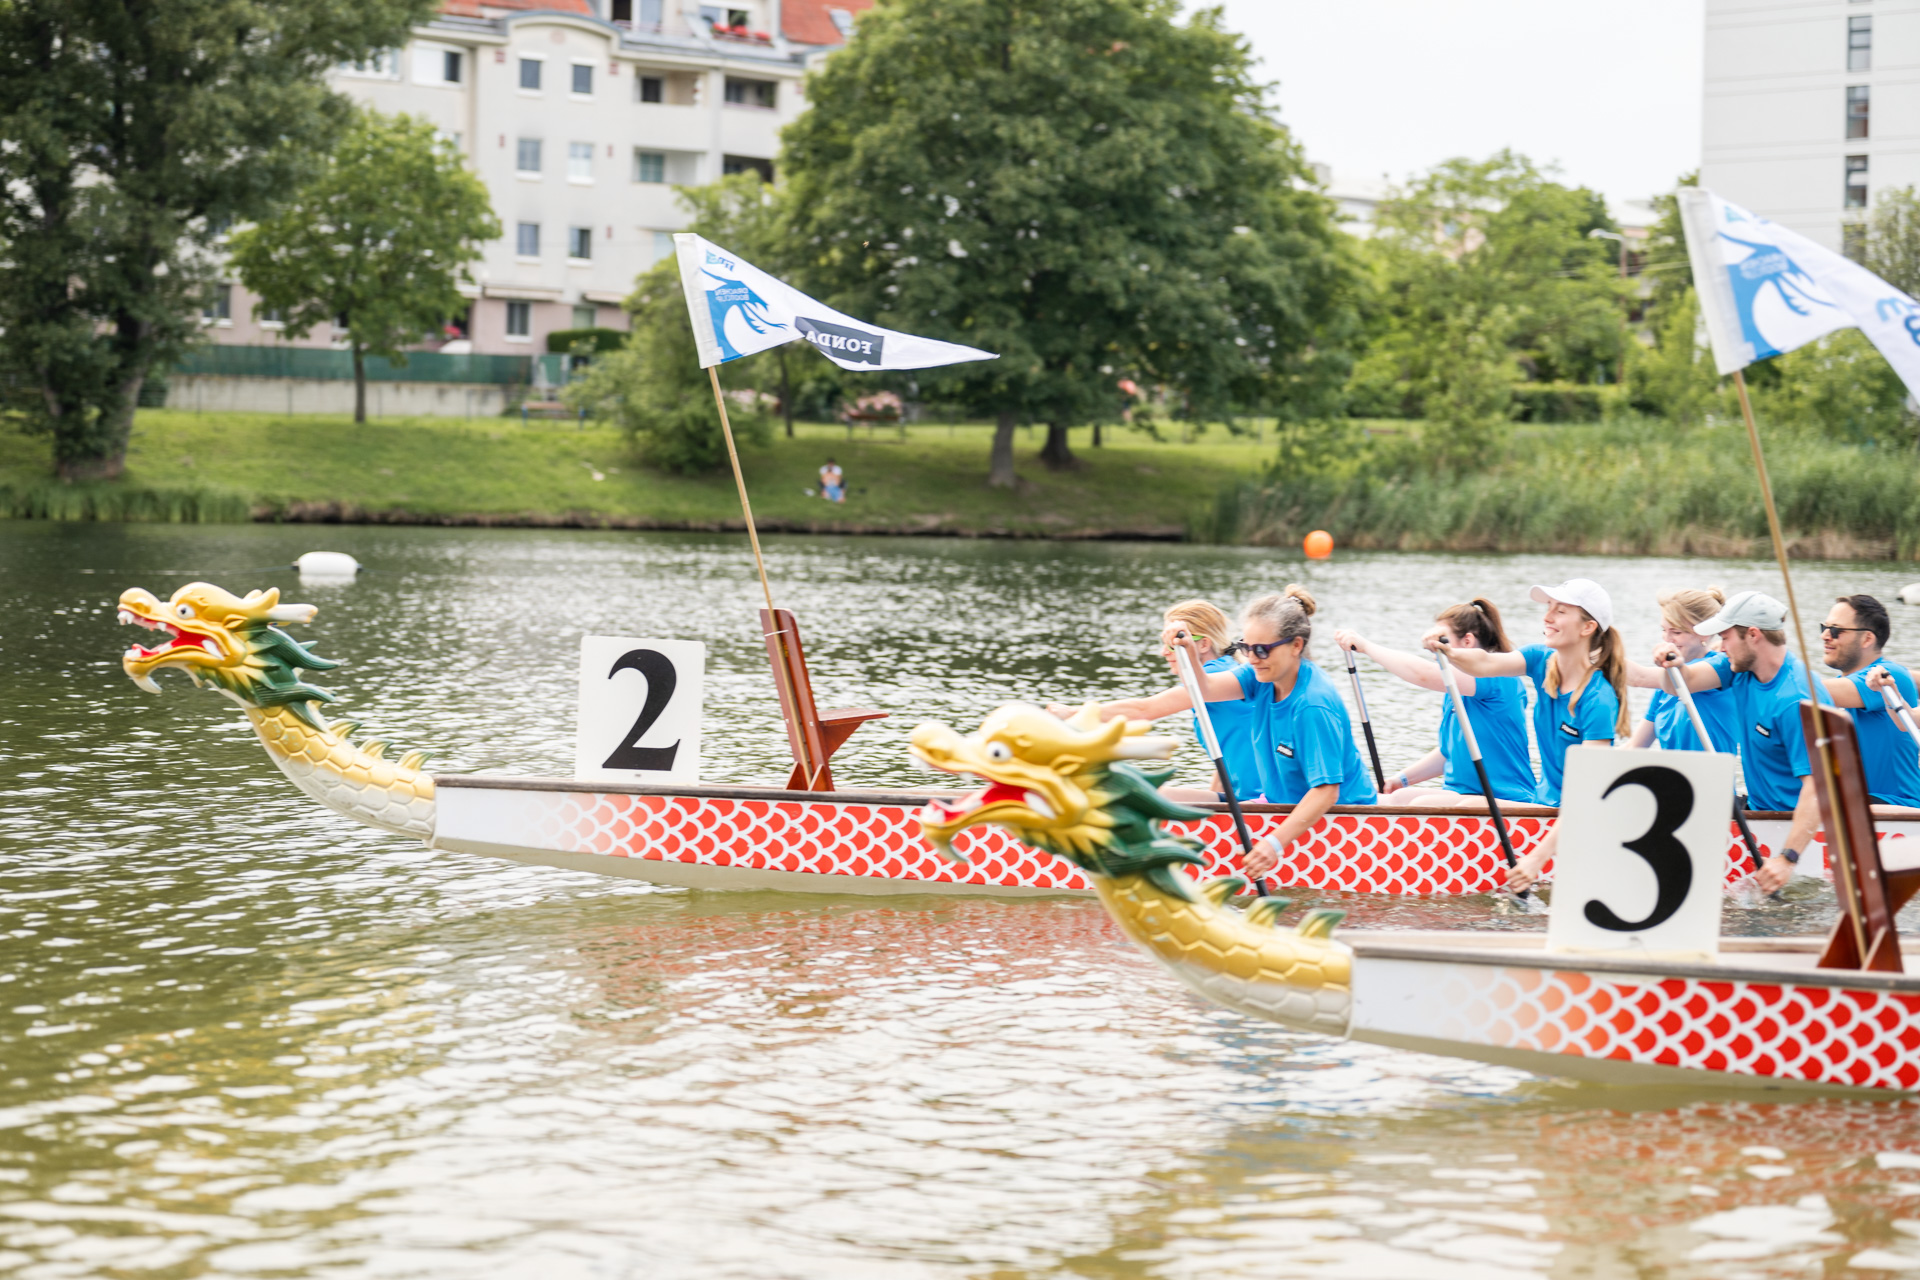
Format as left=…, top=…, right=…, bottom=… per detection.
left=909, top=703, right=1212, bottom=898
left=118, top=583, right=339, bottom=727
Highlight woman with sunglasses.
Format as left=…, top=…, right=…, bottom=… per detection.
left=1166, top=585, right=1376, bottom=880
left=1422, top=579, right=1629, bottom=892
left=1065, top=600, right=1264, bottom=802
left=1331, top=599, right=1535, bottom=808
left=1627, top=587, right=1740, bottom=754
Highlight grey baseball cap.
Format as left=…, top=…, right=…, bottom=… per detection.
left=1694, top=589, right=1788, bottom=635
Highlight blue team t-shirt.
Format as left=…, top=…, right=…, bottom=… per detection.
left=1231, top=661, right=1377, bottom=806
left=1437, top=674, right=1538, bottom=803
left=1646, top=661, right=1742, bottom=754
left=1195, top=654, right=1264, bottom=802
left=1705, top=649, right=1822, bottom=812
left=1846, top=656, right=1920, bottom=808
left=1520, top=645, right=1620, bottom=806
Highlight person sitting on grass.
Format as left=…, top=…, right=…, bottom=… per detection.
left=819, top=459, right=845, bottom=504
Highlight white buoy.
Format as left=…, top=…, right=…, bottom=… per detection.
left=295, top=551, right=361, bottom=584
left=1900, top=584, right=1920, bottom=607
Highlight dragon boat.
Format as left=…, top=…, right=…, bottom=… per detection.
left=908, top=702, right=1920, bottom=1093
left=115, top=580, right=1910, bottom=899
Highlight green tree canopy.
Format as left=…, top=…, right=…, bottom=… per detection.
left=228, top=109, right=500, bottom=423
left=780, top=0, right=1358, bottom=484
left=0, top=0, right=431, bottom=478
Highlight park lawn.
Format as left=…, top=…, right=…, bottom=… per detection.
left=1, top=410, right=1273, bottom=535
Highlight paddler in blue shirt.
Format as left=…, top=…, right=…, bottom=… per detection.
left=1169, top=585, right=1376, bottom=880
left=1811, top=594, right=1920, bottom=810
left=1332, top=597, right=1537, bottom=807
left=1424, top=579, right=1630, bottom=891
left=1628, top=587, right=1743, bottom=754
left=1064, top=600, right=1263, bottom=804
left=1637, top=590, right=1824, bottom=894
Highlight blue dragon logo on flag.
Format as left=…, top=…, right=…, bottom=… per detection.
left=1717, top=228, right=1838, bottom=362
left=701, top=256, right=785, bottom=362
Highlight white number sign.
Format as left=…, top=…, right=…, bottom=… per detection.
left=1547, top=747, right=1736, bottom=959
left=574, top=636, right=704, bottom=784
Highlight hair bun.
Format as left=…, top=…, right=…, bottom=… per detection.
left=1283, top=583, right=1318, bottom=617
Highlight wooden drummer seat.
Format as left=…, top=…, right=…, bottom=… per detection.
left=1801, top=702, right=1920, bottom=972
left=760, top=608, right=888, bottom=792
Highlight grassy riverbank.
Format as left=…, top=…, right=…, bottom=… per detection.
left=1196, top=419, right=1920, bottom=561
left=0, top=410, right=1267, bottom=537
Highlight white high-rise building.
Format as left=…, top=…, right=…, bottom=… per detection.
left=1702, top=0, right=1917, bottom=255
left=210, top=0, right=868, bottom=357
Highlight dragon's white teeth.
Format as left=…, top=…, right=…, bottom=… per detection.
left=117, top=610, right=133, bottom=625
left=201, top=638, right=221, bottom=655
left=1023, top=790, right=1056, bottom=819
left=131, top=673, right=161, bottom=693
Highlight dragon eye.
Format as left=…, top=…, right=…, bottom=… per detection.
left=175, top=603, right=196, bottom=620
left=985, top=741, right=1012, bottom=762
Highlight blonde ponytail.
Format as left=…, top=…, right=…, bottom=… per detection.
left=1588, top=626, right=1631, bottom=737
left=1162, top=600, right=1232, bottom=656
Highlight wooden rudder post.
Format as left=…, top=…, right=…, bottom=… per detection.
left=1802, top=702, right=1920, bottom=972
left=760, top=609, right=888, bottom=792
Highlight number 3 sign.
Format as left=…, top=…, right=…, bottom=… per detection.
left=1548, top=747, right=1736, bottom=959
left=573, top=636, right=705, bottom=784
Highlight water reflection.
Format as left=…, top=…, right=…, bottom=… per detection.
left=6, top=521, right=1920, bottom=1276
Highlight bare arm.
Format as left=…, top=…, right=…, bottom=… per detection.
left=1632, top=648, right=1723, bottom=693
left=1244, top=784, right=1341, bottom=878
left=1754, top=777, right=1821, bottom=893
left=1334, top=630, right=1457, bottom=695
left=1822, top=675, right=1865, bottom=710
left=1628, top=717, right=1656, bottom=749
left=1387, top=748, right=1445, bottom=793
left=1420, top=637, right=1525, bottom=678
left=1065, top=686, right=1194, bottom=723
left=1163, top=635, right=1244, bottom=702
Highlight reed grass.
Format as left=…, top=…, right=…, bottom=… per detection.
left=1193, top=419, right=1920, bottom=560
left=0, top=480, right=251, bottom=523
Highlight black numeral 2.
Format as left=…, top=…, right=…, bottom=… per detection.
left=1585, top=765, right=1695, bottom=932
left=602, top=649, right=680, bottom=771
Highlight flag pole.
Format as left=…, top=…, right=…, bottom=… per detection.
left=1731, top=368, right=1863, bottom=954
left=709, top=363, right=820, bottom=788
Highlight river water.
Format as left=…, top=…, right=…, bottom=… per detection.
left=6, top=521, right=1920, bottom=1278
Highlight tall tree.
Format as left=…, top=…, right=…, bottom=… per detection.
left=229, top=109, right=499, bottom=424
left=781, top=0, right=1357, bottom=486
left=0, top=0, right=430, bottom=478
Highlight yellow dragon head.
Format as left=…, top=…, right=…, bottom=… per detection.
left=910, top=703, right=1211, bottom=897
left=118, top=583, right=339, bottom=726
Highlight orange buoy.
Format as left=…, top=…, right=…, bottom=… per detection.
left=1303, top=530, right=1334, bottom=560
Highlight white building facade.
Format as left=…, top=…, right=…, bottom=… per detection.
left=1703, top=0, right=1920, bottom=253
left=212, top=0, right=859, bottom=357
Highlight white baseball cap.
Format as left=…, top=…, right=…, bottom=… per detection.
left=1529, top=579, right=1614, bottom=632
left=1693, top=589, right=1788, bottom=635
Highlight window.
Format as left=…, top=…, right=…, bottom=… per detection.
left=444, top=50, right=463, bottom=83
left=722, top=154, right=773, bottom=181
left=633, top=150, right=665, bottom=183
left=828, top=8, right=854, bottom=37
left=653, top=230, right=676, bottom=262
left=516, top=137, right=542, bottom=174
left=573, top=304, right=598, bottom=329
left=572, top=63, right=593, bottom=95
left=346, top=49, right=398, bottom=77
left=506, top=300, right=531, bottom=338
left=516, top=221, right=541, bottom=257
left=258, top=305, right=286, bottom=327
left=1845, top=222, right=1868, bottom=263
left=1849, top=16, right=1871, bottom=72
left=1846, top=154, right=1869, bottom=208
left=568, top=141, right=594, bottom=181
left=201, top=284, right=232, bottom=322
left=519, top=57, right=542, bottom=90
left=724, top=77, right=776, bottom=109
left=638, top=75, right=664, bottom=103
left=568, top=226, right=593, bottom=260
left=1848, top=85, right=1870, bottom=139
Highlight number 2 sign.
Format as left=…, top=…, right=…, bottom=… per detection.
left=573, top=636, right=705, bottom=784
left=1548, top=747, right=1736, bottom=960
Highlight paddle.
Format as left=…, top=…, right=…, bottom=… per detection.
left=1343, top=646, right=1388, bottom=793
left=1433, top=649, right=1536, bottom=908
left=1173, top=645, right=1273, bottom=897
left=1873, top=671, right=1920, bottom=750
left=1666, top=665, right=1766, bottom=875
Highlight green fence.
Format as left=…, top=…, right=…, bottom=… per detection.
left=175, top=345, right=531, bottom=385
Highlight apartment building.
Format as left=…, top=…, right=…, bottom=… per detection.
left=210, top=0, right=869, bottom=357
left=1703, top=0, right=1920, bottom=253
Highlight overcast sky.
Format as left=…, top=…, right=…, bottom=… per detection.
left=1214, top=0, right=1705, bottom=211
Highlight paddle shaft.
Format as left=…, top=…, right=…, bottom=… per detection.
left=1173, top=647, right=1272, bottom=896
left=1434, top=653, right=1524, bottom=893
left=1665, top=666, right=1766, bottom=874
left=1343, top=648, right=1388, bottom=792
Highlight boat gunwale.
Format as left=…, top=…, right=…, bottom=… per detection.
left=1348, top=934, right=1920, bottom=993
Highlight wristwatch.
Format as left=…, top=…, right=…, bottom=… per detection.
left=1780, top=847, right=1802, bottom=865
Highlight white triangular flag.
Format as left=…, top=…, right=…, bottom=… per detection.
left=1678, top=187, right=1920, bottom=394
left=672, top=233, right=996, bottom=372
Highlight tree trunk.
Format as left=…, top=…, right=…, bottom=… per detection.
left=988, top=410, right=1017, bottom=488
left=1092, top=421, right=1102, bottom=447
left=1039, top=421, right=1080, bottom=470
left=352, top=343, right=367, bottom=424
left=779, top=346, right=794, bottom=438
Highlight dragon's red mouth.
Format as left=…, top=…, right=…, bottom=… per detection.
left=118, top=610, right=222, bottom=659
left=923, top=780, right=1029, bottom=825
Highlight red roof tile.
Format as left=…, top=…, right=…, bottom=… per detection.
left=783, top=0, right=872, bottom=46
left=439, top=0, right=594, bottom=17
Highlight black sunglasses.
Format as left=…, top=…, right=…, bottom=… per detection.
left=1225, top=639, right=1294, bottom=660
left=1820, top=624, right=1873, bottom=638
